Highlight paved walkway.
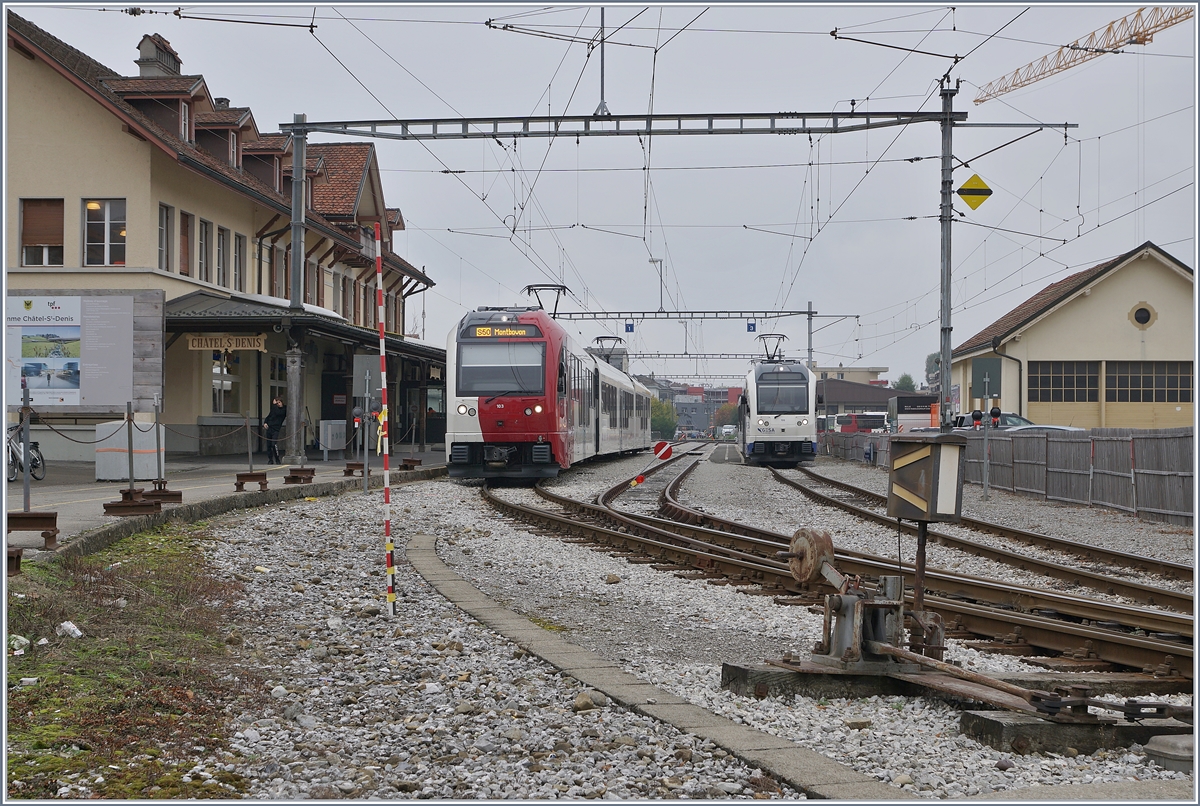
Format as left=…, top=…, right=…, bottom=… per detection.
left=4, top=447, right=446, bottom=556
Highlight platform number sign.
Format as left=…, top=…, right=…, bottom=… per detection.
left=747, top=321, right=756, bottom=332
left=625, top=322, right=635, bottom=333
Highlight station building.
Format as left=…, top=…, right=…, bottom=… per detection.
left=5, top=12, right=447, bottom=458
left=950, top=242, right=1193, bottom=429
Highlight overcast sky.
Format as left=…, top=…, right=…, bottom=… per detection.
left=10, top=2, right=1196, bottom=384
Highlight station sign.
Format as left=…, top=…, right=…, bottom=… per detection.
left=187, top=333, right=267, bottom=352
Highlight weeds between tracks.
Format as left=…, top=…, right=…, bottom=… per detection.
left=5, top=522, right=268, bottom=799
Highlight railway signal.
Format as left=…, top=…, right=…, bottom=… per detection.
left=630, top=441, right=673, bottom=487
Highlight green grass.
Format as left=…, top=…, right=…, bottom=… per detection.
left=6, top=523, right=266, bottom=799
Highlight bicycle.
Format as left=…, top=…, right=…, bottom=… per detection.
left=7, top=423, right=46, bottom=482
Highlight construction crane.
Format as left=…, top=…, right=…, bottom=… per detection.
left=974, top=6, right=1194, bottom=104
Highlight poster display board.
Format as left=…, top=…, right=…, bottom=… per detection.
left=6, top=295, right=133, bottom=408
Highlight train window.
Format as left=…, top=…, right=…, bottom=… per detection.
left=620, top=390, right=633, bottom=428
left=457, top=342, right=545, bottom=395
left=557, top=348, right=567, bottom=396
left=601, top=382, right=617, bottom=428
left=756, top=376, right=809, bottom=414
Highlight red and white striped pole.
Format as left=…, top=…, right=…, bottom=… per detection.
left=374, top=223, right=395, bottom=616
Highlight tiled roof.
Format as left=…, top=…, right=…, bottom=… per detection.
left=196, top=107, right=251, bottom=127
left=103, top=75, right=205, bottom=95
left=306, top=143, right=373, bottom=219
left=387, top=207, right=405, bottom=230
left=244, top=133, right=290, bottom=153
left=7, top=10, right=431, bottom=288
left=952, top=241, right=1192, bottom=357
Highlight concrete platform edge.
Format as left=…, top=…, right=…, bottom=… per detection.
left=406, top=532, right=908, bottom=800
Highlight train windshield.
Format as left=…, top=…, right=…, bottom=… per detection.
left=756, top=377, right=809, bottom=414
left=457, top=341, right=546, bottom=396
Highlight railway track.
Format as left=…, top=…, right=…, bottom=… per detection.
left=794, top=466, right=1192, bottom=580
left=766, top=468, right=1192, bottom=613
left=481, top=453, right=1192, bottom=679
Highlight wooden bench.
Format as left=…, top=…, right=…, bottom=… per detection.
left=284, top=467, right=316, bottom=485
left=343, top=461, right=369, bottom=477
left=399, top=458, right=422, bottom=471
left=234, top=472, right=269, bottom=492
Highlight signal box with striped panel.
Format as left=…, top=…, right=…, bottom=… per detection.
left=885, top=433, right=967, bottom=523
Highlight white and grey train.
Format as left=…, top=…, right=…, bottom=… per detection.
left=736, top=360, right=818, bottom=467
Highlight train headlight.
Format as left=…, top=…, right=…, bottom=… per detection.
left=534, top=404, right=543, bottom=413
left=799, top=418, right=808, bottom=426
left=468, top=407, right=476, bottom=417
left=757, top=418, right=767, bottom=426
left=457, top=404, right=468, bottom=415
left=524, top=407, right=533, bottom=416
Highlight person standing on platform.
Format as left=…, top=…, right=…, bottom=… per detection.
left=263, top=397, right=286, bottom=464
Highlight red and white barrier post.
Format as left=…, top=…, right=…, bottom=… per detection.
left=374, top=223, right=395, bottom=616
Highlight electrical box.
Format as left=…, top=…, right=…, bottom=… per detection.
left=886, top=433, right=967, bottom=523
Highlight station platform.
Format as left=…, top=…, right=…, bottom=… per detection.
left=4, top=446, right=446, bottom=558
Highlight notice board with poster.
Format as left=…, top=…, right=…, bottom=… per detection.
left=6, top=289, right=164, bottom=413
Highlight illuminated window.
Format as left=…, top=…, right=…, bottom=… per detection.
left=83, top=199, right=125, bottom=266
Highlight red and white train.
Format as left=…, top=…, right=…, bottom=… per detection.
left=446, top=306, right=653, bottom=479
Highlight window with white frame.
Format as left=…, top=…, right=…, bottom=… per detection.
left=21, top=198, right=64, bottom=266
left=228, top=131, right=238, bottom=166
left=157, top=204, right=172, bottom=271
left=180, top=101, right=190, bottom=140
left=233, top=234, right=246, bottom=292
left=83, top=199, right=126, bottom=266
left=198, top=219, right=212, bottom=282
left=216, top=227, right=230, bottom=287
left=331, top=269, right=342, bottom=313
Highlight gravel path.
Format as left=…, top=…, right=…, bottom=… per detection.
left=185, top=451, right=1190, bottom=799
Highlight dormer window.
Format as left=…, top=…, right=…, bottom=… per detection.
left=273, top=157, right=281, bottom=192
left=180, top=101, right=189, bottom=140
left=229, top=131, right=238, bottom=166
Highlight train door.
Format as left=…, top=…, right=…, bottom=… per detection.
left=593, top=368, right=601, bottom=456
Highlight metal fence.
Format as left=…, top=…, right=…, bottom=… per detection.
left=819, top=427, right=1193, bottom=526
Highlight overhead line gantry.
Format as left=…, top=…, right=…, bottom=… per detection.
left=280, top=88, right=1074, bottom=433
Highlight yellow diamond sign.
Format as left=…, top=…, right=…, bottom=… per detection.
left=956, top=174, right=992, bottom=210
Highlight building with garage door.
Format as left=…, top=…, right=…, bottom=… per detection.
left=950, top=241, right=1193, bottom=429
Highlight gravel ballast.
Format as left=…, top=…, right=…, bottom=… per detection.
left=180, top=451, right=1190, bottom=799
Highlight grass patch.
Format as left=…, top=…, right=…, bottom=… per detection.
left=6, top=523, right=266, bottom=799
